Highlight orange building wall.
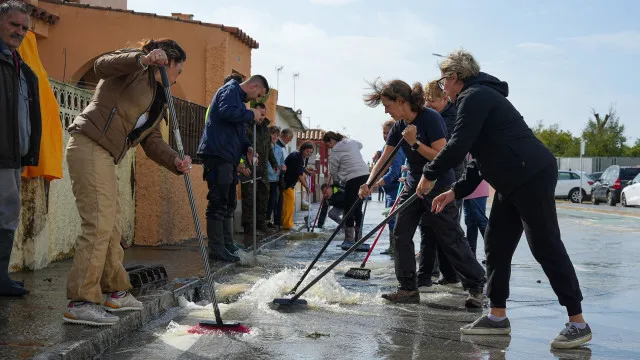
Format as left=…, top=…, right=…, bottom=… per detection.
left=133, top=145, right=209, bottom=246
left=34, top=2, right=258, bottom=246
left=36, top=2, right=253, bottom=106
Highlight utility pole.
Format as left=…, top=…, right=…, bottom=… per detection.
left=275, top=65, right=284, bottom=90
left=580, top=139, right=586, bottom=202
left=293, top=72, right=300, bottom=109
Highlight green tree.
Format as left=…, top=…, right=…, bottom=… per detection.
left=624, top=138, right=640, bottom=157
left=581, top=105, right=627, bottom=156
left=532, top=121, right=580, bottom=157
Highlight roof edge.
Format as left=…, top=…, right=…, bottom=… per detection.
left=38, top=0, right=259, bottom=48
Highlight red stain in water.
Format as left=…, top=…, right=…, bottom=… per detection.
left=187, top=324, right=251, bottom=334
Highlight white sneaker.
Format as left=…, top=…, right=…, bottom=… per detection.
left=103, top=291, right=144, bottom=312
left=63, top=302, right=120, bottom=326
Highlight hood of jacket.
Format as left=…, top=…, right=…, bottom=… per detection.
left=461, top=72, right=509, bottom=97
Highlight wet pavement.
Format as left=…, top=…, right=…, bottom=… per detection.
left=0, top=231, right=277, bottom=360
left=98, top=200, right=640, bottom=360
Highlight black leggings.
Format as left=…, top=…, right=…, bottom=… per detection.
left=343, top=175, right=369, bottom=228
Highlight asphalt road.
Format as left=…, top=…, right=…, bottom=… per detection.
left=103, top=200, right=640, bottom=360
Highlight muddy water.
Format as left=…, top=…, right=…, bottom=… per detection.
left=103, top=202, right=640, bottom=360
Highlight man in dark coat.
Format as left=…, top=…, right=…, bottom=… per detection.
left=0, top=1, right=42, bottom=296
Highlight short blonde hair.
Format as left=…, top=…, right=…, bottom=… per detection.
left=439, top=49, right=480, bottom=81
left=424, top=80, right=445, bottom=101
left=382, top=119, right=395, bottom=128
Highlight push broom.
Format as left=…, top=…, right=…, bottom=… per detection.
left=273, top=193, right=419, bottom=307
left=344, top=185, right=404, bottom=280
left=160, top=67, right=249, bottom=333
left=273, top=140, right=405, bottom=305
left=309, top=195, right=327, bottom=233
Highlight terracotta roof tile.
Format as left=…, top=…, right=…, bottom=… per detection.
left=297, top=129, right=326, bottom=141
left=0, top=0, right=60, bottom=24
left=38, top=0, right=259, bottom=48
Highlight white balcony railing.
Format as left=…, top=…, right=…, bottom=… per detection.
left=49, top=79, right=94, bottom=128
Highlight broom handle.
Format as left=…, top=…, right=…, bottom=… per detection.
left=359, top=198, right=368, bottom=239
left=310, top=195, right=326, bottom=233
left=159, top=67, right=224, bottom=325
left=252, top=121, right=257, bottom=257
left=287, top=139, right=405, bottom=294
left=359, top=183, right=404, bottom=267
left=290, top=193, right=419, bottom=302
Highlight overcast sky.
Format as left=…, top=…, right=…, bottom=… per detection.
left=129, top=0, right=640, bottom=160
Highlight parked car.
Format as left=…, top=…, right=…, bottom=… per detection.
left=591, top=165, right=640, bottom=206
left=621, top=173, right=640, bottom=207
left=555, top=170, right=593, bottom=203
left=587, top=172, right=603, bottom=181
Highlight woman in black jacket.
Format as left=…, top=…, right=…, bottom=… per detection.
left=419, top=49, right=591, bottom=349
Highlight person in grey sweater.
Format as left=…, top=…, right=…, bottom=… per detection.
left=323, top=132, right=370, bottom=246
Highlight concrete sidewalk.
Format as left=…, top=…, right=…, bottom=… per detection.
left=0, top=229, right=286, bottom=360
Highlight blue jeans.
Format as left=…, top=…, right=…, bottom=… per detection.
left=463, top=197, right=488, bottom=257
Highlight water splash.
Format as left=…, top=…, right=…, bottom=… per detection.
left=238, top=267, right=385, bottom=312
left=236, top=250, right=272, bottom=266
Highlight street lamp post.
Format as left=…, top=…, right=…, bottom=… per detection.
left=275, top=65, right=284, bottom=90
left=293, top=72, right=300, bottom=109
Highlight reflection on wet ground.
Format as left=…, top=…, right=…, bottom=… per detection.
left=103, top=201, right=640, bottom=360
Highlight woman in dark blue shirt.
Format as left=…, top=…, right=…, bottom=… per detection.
left=281, top=142, right=313, bottom=229
left=360, top=79, right=485, bottom=306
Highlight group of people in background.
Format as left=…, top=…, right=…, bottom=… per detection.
left=199, top=73, right=317, bottom=264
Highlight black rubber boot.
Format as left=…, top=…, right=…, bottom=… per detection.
left=0, top=229, right=28, bottom=296
left=207, top=219, right=239, bottom=263
left=223, top=218, right=244, bottom=253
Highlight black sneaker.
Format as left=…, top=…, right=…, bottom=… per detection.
left=435, top=277, right=460, bottom=286
left=417, top=278, right=433, bottom=291
left=266, top=223, right=276, bottom=229
left=550, top=323, right=592, bottom=349
left=381, top=289, right=420, bottom=303
left=460, top=314, right=511, bottom=335
left=465, top=291, right=484, bottom=308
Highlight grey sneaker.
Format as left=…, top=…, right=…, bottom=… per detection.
left=460, top=314, right=511, bottom=335
left=63, top=302, right=120, bottom=326
left=103, top=291, right=144, bottom=312
left=465, top=291, right=484, bottom=308
left=550, top=323, right=592, bottom=349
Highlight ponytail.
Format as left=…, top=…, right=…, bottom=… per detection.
left=137, top=38, right=187, bottom=63
left=410, top=82, right=426, bottom=112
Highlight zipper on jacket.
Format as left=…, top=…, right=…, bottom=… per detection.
left=116, top=76, right=156, bottom=163
left=103, top=107, right=117, bottom=134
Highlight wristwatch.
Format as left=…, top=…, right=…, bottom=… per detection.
left=411, top=140, right=421, bottom=151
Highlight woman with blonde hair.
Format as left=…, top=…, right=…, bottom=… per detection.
left=420, top=49, right=590, bottom=349
left=64, top=38, right=192, bottom=326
